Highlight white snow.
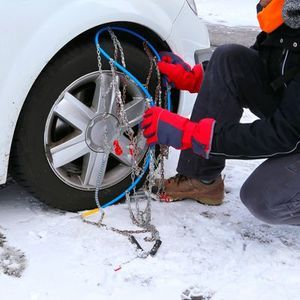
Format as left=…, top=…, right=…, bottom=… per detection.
left=1, top=145, right=300, bottom=299
left=1, top=2, right=300, bottom=300
left=196, top=0, right=259, bottom=27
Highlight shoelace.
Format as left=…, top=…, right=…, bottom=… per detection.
left=167, top=174, right=189, bottom=185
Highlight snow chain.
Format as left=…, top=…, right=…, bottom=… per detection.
left=83, top=28, right=169, bottom=259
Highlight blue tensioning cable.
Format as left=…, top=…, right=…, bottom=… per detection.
left=94, top=26, right=171, bottom=209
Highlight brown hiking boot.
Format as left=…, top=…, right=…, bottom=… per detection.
left=156, top=174, right=224, bottom=205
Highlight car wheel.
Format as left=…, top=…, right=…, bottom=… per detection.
left=10, top=36, right=157, bottom=211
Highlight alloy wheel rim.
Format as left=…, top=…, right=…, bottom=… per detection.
left=44, top=71, right=147, bottom=191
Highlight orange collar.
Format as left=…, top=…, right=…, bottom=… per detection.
left=257, top=0, right=284, bottom=33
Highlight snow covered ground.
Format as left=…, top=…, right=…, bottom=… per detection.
left=2, top=147, right=300, bottom=300
left=196, top=0, right=259, bottom=27
left=1, top=2, right=300, bottom=300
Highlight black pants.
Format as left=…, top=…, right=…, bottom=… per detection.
left=177, top=44, right=300, bottom=225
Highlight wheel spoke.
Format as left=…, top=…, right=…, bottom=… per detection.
left=92, top=73, right=120, bottom=115
left=110, top=135, right=133, bottom=166
left=81, top=152, right=109, bottom=187
left=123, top=97, right=146, bottom=128
left=54, top=92, right=94, bottom=131
left=50, top=134, right=88, bottom=168
left=109, top=75, right=121, bottom=115
left=92, top=75, right=107, bottom=114
left=136, top=134, right=147, bottom=154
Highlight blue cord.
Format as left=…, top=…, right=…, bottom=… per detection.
left=95, top=26, right=171, bottom=209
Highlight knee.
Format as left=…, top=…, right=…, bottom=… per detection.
left=211, top=44, right=249, bottom=65
left=240, top=183, right=277, bottom=224
left=240, top=155, right=300, bottom=226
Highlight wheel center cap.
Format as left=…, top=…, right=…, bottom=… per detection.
left=86, top=113, right=120, bottom=152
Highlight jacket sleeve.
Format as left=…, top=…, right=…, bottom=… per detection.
left=210, top=74, right=300, bottom=159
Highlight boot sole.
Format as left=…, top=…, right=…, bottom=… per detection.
left=162, top=191, right=224, bottom=206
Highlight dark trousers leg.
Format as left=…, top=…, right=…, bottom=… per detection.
left=177, top=44, right=280, bottom=181
left=241, top=153, right=300, bottom=225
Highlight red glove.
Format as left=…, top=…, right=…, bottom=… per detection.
left=159, top=51, right=192, bottom=71
left=158, top=53, right=204, bottom=93
left=141, top=106, right=215, bottom=158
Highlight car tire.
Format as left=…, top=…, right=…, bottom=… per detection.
left=10, top=34, right=157, bottom=212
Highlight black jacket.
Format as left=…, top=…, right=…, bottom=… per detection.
left=211, top=25, right=300, bottom=159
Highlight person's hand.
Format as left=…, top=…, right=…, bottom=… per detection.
left=159, top=51, right=192, bottom=71
left=141, top=106, right=215, bottom=158
left=158, top=52, right=204, bottom=93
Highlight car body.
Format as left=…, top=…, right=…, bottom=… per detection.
left=0, top=0, right=210, bottom=209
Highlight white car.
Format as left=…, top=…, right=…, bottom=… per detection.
left=0, top=0, right=210, bottom=211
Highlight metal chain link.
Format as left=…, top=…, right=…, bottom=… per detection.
left=92, top=28, right=169, bottom=258
left=143, top=42, right=169, bottom=196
